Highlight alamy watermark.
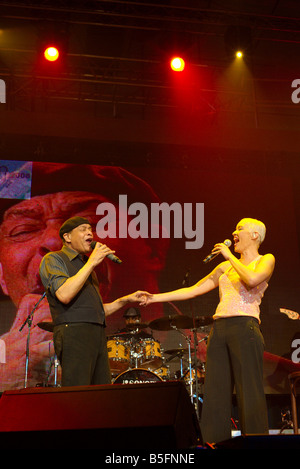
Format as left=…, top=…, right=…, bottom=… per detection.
left=0, top=79, right=6, bottom=103
left=291, top=79, right=300, bottom=103
left=95, top=194, right=204, bottom=250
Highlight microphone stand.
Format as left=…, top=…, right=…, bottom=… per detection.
left=167, top=297, right=201, bottom=417
left=192, top=327, right=205, bottom=418
left=166, top=302, right=194, bottom=403
left=19, top=292, right=46, bottom=388
left=173, top=327, right=193, bottom=402
left=184, top=270, right=201, bottom=418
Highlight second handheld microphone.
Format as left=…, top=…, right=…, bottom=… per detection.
left=203, top=239, right=232, bottom=264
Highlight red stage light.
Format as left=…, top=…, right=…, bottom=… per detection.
left=170, top=57, right=185, bottom=72
left=44, top=46, right=60, bottom=62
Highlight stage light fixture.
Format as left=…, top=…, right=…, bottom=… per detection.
left=170, top=57, right=185, bottom=72
left=37, top=22, right=69, bottom=69
left=224, top=26, right=252, bottom=60
left=44, top=46, right=60, bottom=62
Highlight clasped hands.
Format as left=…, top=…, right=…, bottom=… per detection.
left=128, top=290, right=153, bottom=306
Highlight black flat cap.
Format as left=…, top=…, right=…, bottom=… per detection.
left=59, top=216, right=91, bottom=239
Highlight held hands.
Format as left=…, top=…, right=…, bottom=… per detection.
left=104, top=291, right=154, bottom=317
left=139, top=292, right=154, bottom=306
left=126, top=290, right=153, bottom=306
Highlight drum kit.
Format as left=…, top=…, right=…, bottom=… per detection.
left=35, top=311, right=212, bottom=414
left=108, top=313, right=213, bottom=413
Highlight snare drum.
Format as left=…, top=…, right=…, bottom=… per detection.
left=107, top=338, right=130, bottom=373
left=139, top=338, right=163, bottom=370
left=113, top=368, right=162, bottom=384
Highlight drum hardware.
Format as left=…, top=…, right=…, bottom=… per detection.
left=36, top=320, right=60, bottom=386
left=129, top=337, right=163, bottom=370
left=37, top=321, right=54, bottom=332
left=19, top=292, right=48, bottom=388
left=190, top=327, right=204, bottom=416
left=164, top=347, right=194, bottom=357
left=109, top=311, right=210, bottom=414
left=148, top=315, right=176, bottom=331
left=52, top=354, right=60, bottom=387
left=164, top=347, right=189, bottom=381
left=107, top=331, right=132, bottom=338
left=175, top=366, right=205, bottom=384
left=197, top=334, right=208, bottom=345
left=148, top=314, right=213, bottom=331
left=149, top=313, right=212, bottom=415
left=130, top=340, right=145, bottom=369
left=123, top=323, right=149, bottom=330
left=189, top=330, right=209, bottom=417
left=174, top=328, right=194, bottom=402
left=43, top=341, right=60, bottom=387
left=173, top=365, right=205, bottom=408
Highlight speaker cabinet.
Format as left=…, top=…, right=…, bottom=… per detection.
left=0, top=381, right=201, bottom=449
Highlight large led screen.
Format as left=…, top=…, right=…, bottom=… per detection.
left=0, top=160, right=299, bottom=394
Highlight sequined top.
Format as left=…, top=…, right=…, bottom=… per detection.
left=213, top=256, right=268, bottom=323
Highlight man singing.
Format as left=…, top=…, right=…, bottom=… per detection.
left=39, top=216, right=146, bottom=387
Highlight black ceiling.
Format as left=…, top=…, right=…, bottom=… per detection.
left=0, top=1, right=299, bottom=118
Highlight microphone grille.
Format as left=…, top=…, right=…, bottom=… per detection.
left=224, top=239, right=232, bottom=247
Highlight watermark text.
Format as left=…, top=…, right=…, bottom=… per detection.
left=0, top=79, right=6, bottom=103
left=96, top=194, right=204, bottom=249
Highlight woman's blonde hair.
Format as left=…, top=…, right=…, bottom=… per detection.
left=239, top=218, right=266, bottom=245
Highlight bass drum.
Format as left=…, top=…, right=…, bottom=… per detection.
left=113, top=368, right=162, bottom=385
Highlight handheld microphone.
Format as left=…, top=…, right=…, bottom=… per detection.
left=91, top=241, right=122, bottom=264
left=203, top=239, right=232, bottom=264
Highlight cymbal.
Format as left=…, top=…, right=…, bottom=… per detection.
left=149, top=314, right=213, bottom=331
left=37, top=321, right=54, bottom=332
left=107, top=328, right=152, bottom=340
left=172, top=315, right=195, bottom=329
left=125, top=323, right=149, bottom=330
left=193, top=316, right=214, bottom=328
left=175, top=315, right=213, bottom=329
left=148, top=315, right=175, bottom=331
left=164, top=347, right=194, bottom=355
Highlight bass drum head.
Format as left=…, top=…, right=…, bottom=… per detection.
left=113, top=368, right=162, bottom=384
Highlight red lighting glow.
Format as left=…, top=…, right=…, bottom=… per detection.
left=44, top=46, right=60, bottom=62
left=170, top=57, right=185, bottom=72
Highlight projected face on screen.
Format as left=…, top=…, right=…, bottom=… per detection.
left=0, top=159, right=299, bottom=394
left=0, top=191, right=165, bottom=309
left=0, top=163, right=168, bottom=390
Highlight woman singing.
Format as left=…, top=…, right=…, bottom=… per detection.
left=140, top=218, right=275, bottom=444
